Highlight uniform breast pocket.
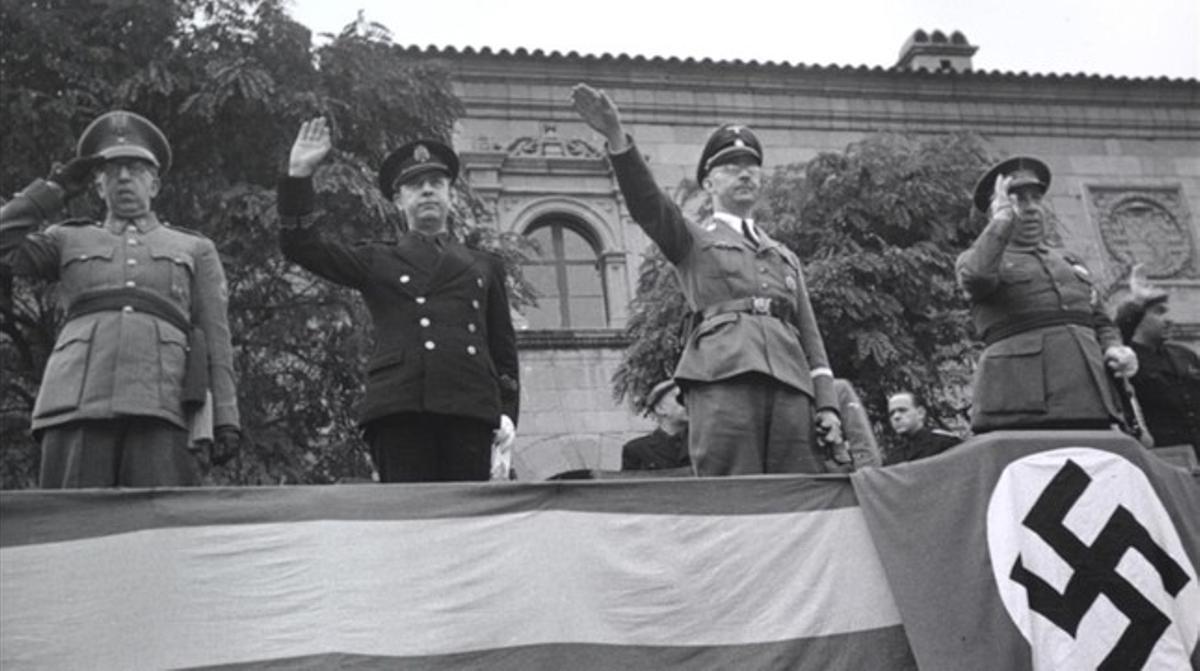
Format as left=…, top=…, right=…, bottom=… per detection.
left=58, top=245, right=117, bottom=294
left=148, top=244, right=195, bottom=301
left=999, top=263, right=1037, bottom=285
left=697, top=241, right=750, bottom=279
left=35, top=319, right=98, bottom=416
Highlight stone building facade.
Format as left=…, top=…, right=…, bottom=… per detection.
left=404, top=31, right=1200, bottom=478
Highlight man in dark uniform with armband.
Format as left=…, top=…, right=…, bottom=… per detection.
left=0, top=111, right=241, bottom=487
left=278, top=118, right=519, bottom=482
left=571, top=84, right=840, bottom=476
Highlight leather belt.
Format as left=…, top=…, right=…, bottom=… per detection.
left=981, top=309, right=1094, bottom=346
left=65, top=287, right=209, bottom=410
left=701, top=296, right=790, bottom=321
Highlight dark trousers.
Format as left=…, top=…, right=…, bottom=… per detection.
left=39, top=418, right=197, bottom=488
left=684, top=373, right=820, bottom=475
left=364, top=412, right=493, bottom=483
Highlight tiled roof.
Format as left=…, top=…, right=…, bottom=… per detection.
left=396, top=44, right=1198, bottom=86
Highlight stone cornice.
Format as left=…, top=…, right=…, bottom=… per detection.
left=402, top=46, right=1200, bottom=139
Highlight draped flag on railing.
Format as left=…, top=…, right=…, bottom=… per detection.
left=1, top=474, right=914, bottom=669
left=853, top=430, right=1200, bottom=671
left=1, top=429, right=1196, bottom=670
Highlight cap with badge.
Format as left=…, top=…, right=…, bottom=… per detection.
left=696, top=123, right=763, bottom=184
left=378, top=139, right=459, bottom=199
left=972, top=156, right=1051, bottom=212
left=77, top=110, right=172, bottom=174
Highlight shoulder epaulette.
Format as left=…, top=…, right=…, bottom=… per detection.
left=931, top=428, right=960, bottom=438
left=354, top=238, right=396, bottom=247
left=55, top=217, right=98, bottom=227
left=163, top=222, right=211, bottom=240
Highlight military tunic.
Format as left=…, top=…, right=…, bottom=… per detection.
left=0, top=179, right=240, bottom=434
left=276, top=177, right=519, bottom=430
left=609, top=142, right=836, bottom=474
left=957, top=230, right=1122, bottom=431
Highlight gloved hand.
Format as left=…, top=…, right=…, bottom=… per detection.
left=48, top=154, right=106, bottom=200
left=210, top=425, right=242, bottom=467
left=1104, top=345, right=1139, bottom=378
left=493, top=414, right=516, bottom=450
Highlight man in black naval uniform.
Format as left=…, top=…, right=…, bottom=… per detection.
left=277, top=118, right=519, bottom=482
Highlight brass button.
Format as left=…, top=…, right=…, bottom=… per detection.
left=471, top=300, right=480, bottom=309
left=424, top=341, right=435, bottom=350
left=419, top=318, right=431, bottom=327
left=122, top=306, right=134, bottom=313
left=127, top=259, right=137, bottom=266
left=125, top=280, right=136, bottom=287
left=467, top=345, right=477, bottom=355
left=400, top=274, right=410, bottom=284
left=476, top=278, right=484, bottom=288
left=467, top=323, right=477, bottom=333
left=416, top=296, right=426, bottom=305
left=128, top=239, right=139, bottom=245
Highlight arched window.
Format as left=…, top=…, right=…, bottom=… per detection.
left=522, top=217, right=608, bottom=329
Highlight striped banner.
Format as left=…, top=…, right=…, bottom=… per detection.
left=1, top=477, right=916, bottom=670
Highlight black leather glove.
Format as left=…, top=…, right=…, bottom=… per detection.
left=48, top=154, right=106, bottom=200
left=211, top=425, right=242, bottom=467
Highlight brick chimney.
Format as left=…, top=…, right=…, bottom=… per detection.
left=895, top=29, right=977, bottom=73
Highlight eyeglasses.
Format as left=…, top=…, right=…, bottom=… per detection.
left=711, top=162, right=761, bottom=175
left=100, top=159, right=156, bottom=177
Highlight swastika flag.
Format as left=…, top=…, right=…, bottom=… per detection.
left=853, top=430, right=1200, bottom=671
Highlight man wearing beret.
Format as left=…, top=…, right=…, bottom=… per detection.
left=278, top=118, right=519, bottom=482
left=0, top=110, right=241, bottom=487
left=957, top=157, right=1138, bottom=433
left=1114, top=265, right=1200, bottom=459
left=571, top=84, right=840, bottom=476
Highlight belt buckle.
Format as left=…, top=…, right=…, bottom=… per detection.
left=751, top=297, right=771, bottom=315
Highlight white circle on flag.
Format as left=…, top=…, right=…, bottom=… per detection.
left=986, top=447, right=1199, bottom=670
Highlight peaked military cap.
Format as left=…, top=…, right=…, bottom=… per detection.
left=973, top=156, right=1051, bottom=212
left=378, top=139, right=459, bottom=199
left=77, top=110, right=172, bottom=174
left=697, top=123, right=763, bottom=184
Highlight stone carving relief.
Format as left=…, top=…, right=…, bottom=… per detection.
left=1088, top=186, right=1196, bottom=279
left=507, top=122, right=603, bottom=159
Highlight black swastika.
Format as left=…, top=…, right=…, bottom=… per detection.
left=1010, top=459, right=1190, bottom=670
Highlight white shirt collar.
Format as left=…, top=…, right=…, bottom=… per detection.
left=711, top=211, right=753, bottom=233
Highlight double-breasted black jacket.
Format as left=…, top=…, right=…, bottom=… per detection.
left=277, top=176, right=519, bottom=428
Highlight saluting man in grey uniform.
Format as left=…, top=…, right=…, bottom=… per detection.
left=0, top=111, right=241, bottom=487
left=571, top=84, right=840, bottom=476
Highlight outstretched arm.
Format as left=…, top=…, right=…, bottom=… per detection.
left=571, top=84, right=628, bottom=153
left=277, top=117, right=370, bottom=289
left=571, top=83, right=694, bottom=263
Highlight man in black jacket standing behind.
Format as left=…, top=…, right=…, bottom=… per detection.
left=277, top=118, right=519, bottom=482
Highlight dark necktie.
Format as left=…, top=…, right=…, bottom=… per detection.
left=741, top=219, right=759, bottom=247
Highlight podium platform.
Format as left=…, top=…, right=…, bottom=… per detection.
left=2, top=431, right=1197, bottom=670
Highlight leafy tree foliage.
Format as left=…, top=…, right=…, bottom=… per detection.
left=0, top=0, right=528, bottom=487
left=613, top=133, right=994, bottom=450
